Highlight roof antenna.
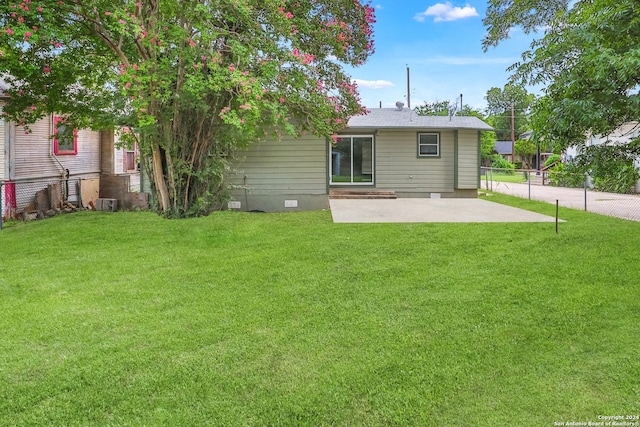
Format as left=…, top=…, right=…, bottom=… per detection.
left=406, top=65, right=411, bottom=109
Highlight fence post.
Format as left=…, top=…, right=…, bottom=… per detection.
left=490, top=167, right=493, bottom=191
left=528, top=170, right=531, bottom=200
left=0, top=181, right=3, bottom=230
left=584, top=172, right=588, bottom=211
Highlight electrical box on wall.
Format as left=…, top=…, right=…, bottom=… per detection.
left=228, top=201, right=241, bottom=209
left=284, top=200, right=298, bottom=208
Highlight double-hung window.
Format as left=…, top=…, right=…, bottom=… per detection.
left=53, top=116, right=78, bottom=155
left=418, top=132, right=440, bottom=157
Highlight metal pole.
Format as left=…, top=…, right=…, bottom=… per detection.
left=584, top=173, right=588, bottom=211
left=528, top=171, right=531, bottom=200
left=490, top=167, right=493, bottom=191
left=511, top=103, right=515, bottom=164
left=556, top=200, right=559, bottom=234
left=0, top=181, right=3, bottom=230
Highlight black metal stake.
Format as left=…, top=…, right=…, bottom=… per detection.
left=556, top=199, right=558, bottom=234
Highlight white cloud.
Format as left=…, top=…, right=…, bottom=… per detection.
left=376, top=4, right=383, bottom=9
left=415, top=2, right=478, bottom=22
left=353, top=79, right=396, bottom=89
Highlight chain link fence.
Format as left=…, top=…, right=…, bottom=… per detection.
left=1, top=177, right=85, bottom=223
left=481, top=167, right=640, bottom=222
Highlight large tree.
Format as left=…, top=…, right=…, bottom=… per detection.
left=0, top=0, right=375, bottom=217
left=484, top=84, right=534, bottom=141
left=483, top=0, right=640, bottom=155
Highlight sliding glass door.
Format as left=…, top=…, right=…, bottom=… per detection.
left=330, top=135, right=374, bottom=185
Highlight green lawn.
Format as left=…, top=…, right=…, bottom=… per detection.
left=483, top=171, right=528, bottom=183
left=1, top=195, right=639, bottom=426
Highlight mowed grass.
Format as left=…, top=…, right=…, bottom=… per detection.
left=0, top=195, right=639, bottom=426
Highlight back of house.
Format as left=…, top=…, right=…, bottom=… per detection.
left=229, top=108, right=492, bottom=212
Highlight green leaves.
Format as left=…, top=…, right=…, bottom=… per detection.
left=485, top=0, right=640, bottom=154
left=1, top=0, right=375, bottom=216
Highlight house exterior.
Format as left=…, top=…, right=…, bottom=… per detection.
left=1, top=98, right=102, bottom=216
left=229, top=107, right=492, bottom=212
left=493, top=141, right=513, bottom=160
left=566, top=121, right=640, bottom=192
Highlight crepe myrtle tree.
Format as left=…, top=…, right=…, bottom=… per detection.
left=0, top=0, right=376, bottom=217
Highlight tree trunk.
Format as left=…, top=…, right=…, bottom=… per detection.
left=151, top=144, right=170, bottom=212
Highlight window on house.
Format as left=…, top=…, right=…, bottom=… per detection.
left=53, top=116, right=78, bottom=155
left=418, top=132, right=440, bottom=157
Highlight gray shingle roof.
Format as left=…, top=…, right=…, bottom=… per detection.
left=347, top=108, right=493, bottom=131
left=494, top=141, right=513, bottom=155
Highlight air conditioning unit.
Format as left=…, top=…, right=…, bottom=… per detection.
left=96, top=198, right=118, bottom=212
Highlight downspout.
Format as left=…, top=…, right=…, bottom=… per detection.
left=49, top=114, right=66, bottom=177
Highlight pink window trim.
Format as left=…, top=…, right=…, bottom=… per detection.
left=53, top=116, right=78, bottom=155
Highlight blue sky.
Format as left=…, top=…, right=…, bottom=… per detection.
left=344, top=1, right=536, bottom=112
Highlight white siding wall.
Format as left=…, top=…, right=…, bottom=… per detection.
left=13, top=115, right=100, bottom=180
left=375, top=129, right=455, bottom=193
left=457, top=130, right=479, bottom=189
left=231, top=134, right=327, bottom=194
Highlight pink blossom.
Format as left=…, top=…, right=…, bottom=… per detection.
left=279, top=97, right=285, bottom=103
left=43, top=66, right=50, bottom=73
left=285, top=12, right=293, bottom=18
left=38, top=6, right=43, bottom=12
left=189, top=39, right=196, bottom=47
left=30, top=105, right=37, bottom=110
left=6, top=28, right=14, bottom=35
left=228, top=64, right=235, bottom=72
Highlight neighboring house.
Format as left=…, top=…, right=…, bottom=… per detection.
left=229, top=107, right=492, bottom=212
left=1, top=98, right=102, bottom=217
left=493, top=141, right=513, bottom=160
left=566, top=121, right=640, bottom=191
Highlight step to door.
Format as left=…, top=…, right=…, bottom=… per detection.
left=329, top=190, right=397, bottom=199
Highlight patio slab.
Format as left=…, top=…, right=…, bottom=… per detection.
left=329, top=198, right=564, bottom=223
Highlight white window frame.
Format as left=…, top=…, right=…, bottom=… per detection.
left=418, top=132, right=440, bottom=157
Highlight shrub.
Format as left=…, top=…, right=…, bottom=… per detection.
left=549, top=162, right=586, bottom=188
left=491, top=155, right=515, bottom=174
left=544, top=154, right=562, bottom=167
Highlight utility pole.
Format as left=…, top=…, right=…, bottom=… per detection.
left=511, top=102, right=515, bottom=164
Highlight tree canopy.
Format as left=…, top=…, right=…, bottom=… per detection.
left=484, top=84, right=534, bottom=141
left=1, top=0, right=376, bottom=217
left=483, top=0, right=640, bottom=154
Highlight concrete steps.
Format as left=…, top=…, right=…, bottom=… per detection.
left=329, top=190, right=397, bottom=199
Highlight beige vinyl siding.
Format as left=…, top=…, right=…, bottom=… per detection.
left=13, top=115, right=100, bottom=180
left=231, top=134, right=327, bottom=194
left=457, top=129, right=479, bottom=189
left=375, top=129, right=455, bottom=192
